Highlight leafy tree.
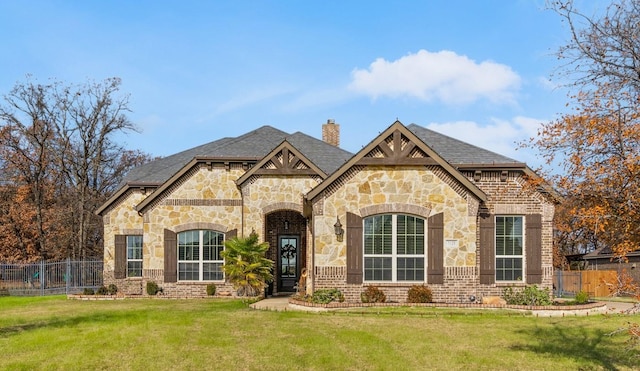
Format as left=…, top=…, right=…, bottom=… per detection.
left=528, top=1, right=640, bottom=343
left=531, top=1, right=640, bottom=263
left=221, top=232, right=274, bottom=297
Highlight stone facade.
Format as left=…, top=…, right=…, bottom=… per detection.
left=99, top=121, right=556, bottom=302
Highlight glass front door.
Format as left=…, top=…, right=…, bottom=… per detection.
left=278, top=236, right=298, bottom=292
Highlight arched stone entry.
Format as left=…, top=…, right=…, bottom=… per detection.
left=265, top=210, right=307, bottom=294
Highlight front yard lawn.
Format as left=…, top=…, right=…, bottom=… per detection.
left=0, top=296, right=638, bottom=370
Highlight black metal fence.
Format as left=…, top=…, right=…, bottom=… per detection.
left=0, top=259, right=103, bottom=296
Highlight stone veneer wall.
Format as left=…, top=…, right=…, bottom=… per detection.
left=144, top=164, right=245, bottom=271
left=104, top=164, right=246, bottom=296
left=314, top=166, right=476, bottom=268
left=103, top=190, right=148, bottom=273
left=241, top=175, right=320, bottom=238
left=311, top=167, right=555, bottom=303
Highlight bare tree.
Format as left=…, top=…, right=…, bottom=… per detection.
left=0, top=77, right=151, bottom=260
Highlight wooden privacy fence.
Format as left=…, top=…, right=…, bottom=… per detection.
left=0, top=258, right=103, bottom=296
left=554, top=269, right=618, bottom=298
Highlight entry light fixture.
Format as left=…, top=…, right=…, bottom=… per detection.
left=284, top=220, right=289, bottom=230
left=334, top=216, right=344, bottom=242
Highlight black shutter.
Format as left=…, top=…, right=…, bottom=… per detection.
left=346, top=212, right=363, bottom=284
left=427, top=213, right=444, bottom=284
left=479, top=213, right=495, bottom=284
left=526, top=214, right=543, bottom=284
left=114, top=235, right=126, bottom=279
left=164, top=229, right=177, bottom=283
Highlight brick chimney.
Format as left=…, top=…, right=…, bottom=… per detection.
left=322, top=119, right=340, bottom=147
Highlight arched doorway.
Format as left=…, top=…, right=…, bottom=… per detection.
left=265, top=210, right=307, bottom=294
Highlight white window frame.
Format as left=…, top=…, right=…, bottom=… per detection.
left=363, top=214, right=426, bottom=283
left=126, top=235, right=143, bottom=278
left=177, top=230, right=225, bottom=282
left=495, top=215, right=524, bottom=282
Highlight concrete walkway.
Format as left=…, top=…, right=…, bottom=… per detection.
left=249, top=296, right=292, bottom=311
left=250, top=296, right=639, bottom=315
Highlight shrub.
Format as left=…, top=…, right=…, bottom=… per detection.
left=502, top=285, right=552, bottom=306
left=206, top=283, right=217, bottom=296
left=574, top=290, right=590, bottom=304
left=146, top=281, right=160, bottom=295
left=311, top=288, right=345, bottom=304
left=407, top=284, right=433, bottom=303
left=107, top=284, right=118, bottom=295
left=82, top=288, right=95, bottom=295
left=361, top=286, right=386, bottom=303
left=96, top=286, right=109, bottom=295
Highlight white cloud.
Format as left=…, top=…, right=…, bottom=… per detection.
left=425, top=116, right=545, bottom=163
left=349, top=49, right=521, bottom=105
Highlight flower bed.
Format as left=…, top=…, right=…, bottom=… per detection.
left=288, top=297, right=607, bottom=316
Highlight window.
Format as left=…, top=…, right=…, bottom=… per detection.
left=495, top=216, right=523, bottom=281
left=363, top=214, right=425, bottom=282
left=127, top=235, right=143, bottom=277
left=177, top=230, right=224, bottom=281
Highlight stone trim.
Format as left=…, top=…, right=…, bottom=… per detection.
left=493, top=204, right=528, bottom=215
left=122, top=229, right=143, bottom=235
left=263, top=202, right=303, bottom=214
left=467, top=197, right=480, bottom=217
left=162, top=199, right=242, bottom=206
left=143, top=269, right=164, bottom=280
left=312, top=195, right=324, bottom=216
left=173, top=222, right=228, bottom=233
left=360, top=203, right=431, bottom=218
left=445, top=266, right=477, bottom=279
left=315, top=266, right=346, bottom=279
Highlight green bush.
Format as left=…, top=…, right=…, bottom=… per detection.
left=361, top=286, right=386, bottom=303
left=107, top=284, right=118, bottom=295
left=206, top=283, right=217, bottom=296
left=96, top=286, right=109, bottom=295
left=311, top=288, right=345, bottom=304
left=407, top=284, right=433, bottom=303
left=502, top=285, right=552, bottom=306
left=82, top=288, right=95, bottom=295
left=146, top=281, right=160, bottom=296
left=574, top=290, right=590, bottom=304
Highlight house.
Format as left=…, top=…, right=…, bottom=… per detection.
left=580, top=247, right=640, bottom=285
left=96, top=120, right=556, bottom=302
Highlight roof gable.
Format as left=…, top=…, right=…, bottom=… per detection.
left=236, top=140, right=327, bottom=185
left=306, top=120, right=487, bottom=202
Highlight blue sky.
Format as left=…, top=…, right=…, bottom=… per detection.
left=0, top=0, right=582, bottom=168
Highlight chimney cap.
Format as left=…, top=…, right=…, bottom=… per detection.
left=327, top=119, right=335, bottom=124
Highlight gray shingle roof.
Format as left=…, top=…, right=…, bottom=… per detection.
left=285, top=131, right=353, bottom=174
left=407, top=123, right=521, bottom=165
left=121, top=125, right=353, bottom=186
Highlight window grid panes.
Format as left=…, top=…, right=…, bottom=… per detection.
left=495, top=216, right=524, bottom=282
left=178, top=230, right=224, bottom=281
left=126, top=235, right=142, bottom=277
left=364, top=214, right=425, bottom=282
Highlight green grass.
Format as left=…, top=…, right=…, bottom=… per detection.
left=0, top=296, right=638, bottom=370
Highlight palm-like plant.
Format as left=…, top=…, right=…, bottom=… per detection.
left=221, top=232, right=274, bottom=297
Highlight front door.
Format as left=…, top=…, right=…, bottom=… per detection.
left=278, top=236, right=298, bottom=292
